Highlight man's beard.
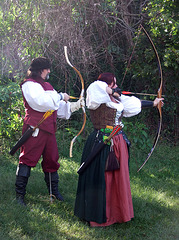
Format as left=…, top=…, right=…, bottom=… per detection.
left=46, top=73, right=50, bottom=80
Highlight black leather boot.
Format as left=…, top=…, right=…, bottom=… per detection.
left=44, top=171, right=64, bottom=201
left=15, top=164, right=31, bottom=206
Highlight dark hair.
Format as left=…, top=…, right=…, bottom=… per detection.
left=97, top=72, right=116, bottom=87
left=25, top=69, right=41, bottom=80
left=30, top=57, right=51, bottom=71
left=25, top=57, right=51, bottom=80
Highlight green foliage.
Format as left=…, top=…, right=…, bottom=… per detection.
left=123, top=120, right=152, bottom=151
left=56, top=111, right=93, bottom=158
left=146, top=0, right=178, bottom=70
left=0, top=80, right=24, bottom=140
left=121, top=0, right=178, bottom=144
left=0, top=0, right=178, bottom=146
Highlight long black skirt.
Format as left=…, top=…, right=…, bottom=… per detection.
left=74, top=129, right=110, bottom=224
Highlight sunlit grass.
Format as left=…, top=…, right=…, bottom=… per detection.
left=0, top=142, right=178, bottom=240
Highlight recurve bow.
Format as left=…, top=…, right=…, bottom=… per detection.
left=120, top=24, right=163, bottom=171
left=137, top=24, right=163, bottom=172
left=64, top=46, right=86, bottom=157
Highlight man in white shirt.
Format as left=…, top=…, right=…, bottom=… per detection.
left=15, top=57, right=84, bottom=205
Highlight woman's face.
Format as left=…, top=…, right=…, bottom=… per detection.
left=108, top=77, right=117, bottom=88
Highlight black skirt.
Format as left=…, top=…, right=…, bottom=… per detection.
left=74, top=129, right=110, bottom=223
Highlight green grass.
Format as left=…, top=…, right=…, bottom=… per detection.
left=0, top=141, right=178, bottom=240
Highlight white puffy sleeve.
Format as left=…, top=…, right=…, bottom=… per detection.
left=86, top=81, right=112, bottom=110
left=86, top=80, right=124, bottom=112
left=86, top=80, right=142, bottom=117
left=22, top=81, right=62, bottom=112
left=120, top=94, right=142, bottom=117
left=22, top=81, right=72, bottom=119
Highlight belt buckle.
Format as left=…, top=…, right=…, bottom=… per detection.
left=106, top=125, right=113, bottom=130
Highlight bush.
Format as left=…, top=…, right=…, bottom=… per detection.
left=0, top=81, right=24, bottom=141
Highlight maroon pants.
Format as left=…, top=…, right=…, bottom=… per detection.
left=19, top=125, right=60, bottom=172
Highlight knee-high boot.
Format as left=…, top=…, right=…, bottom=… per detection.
left=15, top=163, right=31, bottom=206
left=44, top=171, right=64, bottom=201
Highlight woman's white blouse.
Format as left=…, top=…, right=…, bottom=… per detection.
left=86, top=80, right=142, bottom=117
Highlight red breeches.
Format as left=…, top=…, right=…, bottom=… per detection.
left=19, top=126, right=60, bottom=172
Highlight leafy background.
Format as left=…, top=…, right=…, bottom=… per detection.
left=0, top=0, right=178, bottom=147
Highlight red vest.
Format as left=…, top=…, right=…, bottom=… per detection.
left=21, top=77, right=57, bottom=134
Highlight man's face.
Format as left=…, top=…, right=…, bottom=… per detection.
left=41, top=69, right=50, bottom=80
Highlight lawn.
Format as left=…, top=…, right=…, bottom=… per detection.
left=0, top=141, right=178, bottom=240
